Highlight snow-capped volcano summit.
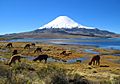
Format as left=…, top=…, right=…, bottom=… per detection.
left=2, top=16, right=115, bottom=38
left=39, top=16, right=94, bottom=29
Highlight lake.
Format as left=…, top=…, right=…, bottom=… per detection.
left=8, top=38, right=120, bottom=50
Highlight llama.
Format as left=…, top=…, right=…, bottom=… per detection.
left=6, top=43, right=13, bottom=48
left=33, top=54, right=48, bottom=63
left=60, top=50, right=72, bottom=56
left=8, top=55, right=24, bottom=66
left=34, top=48, right=42, bottom=53
left=89, top=55, right=100, bottom=65
left=60, top=51, right=66, bottom=55
left=24, top=44, right=31, bottom=49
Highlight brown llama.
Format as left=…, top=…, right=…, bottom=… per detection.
left=6, top=43, right=13, bottom=48
left=12, top=49, right=18, bottom=56
left=8, top=55, right=24, bottom=66
left=60, top=50, right=72, bottom=56
left=89, top=55, right=100, bottom=65
left=60, top=51, right=66, bottom=55
left=24, top=44, right=31, bottom=49
left=34, top=47, right=42, bottom=53
left=33, top=54, right=48, bottom=63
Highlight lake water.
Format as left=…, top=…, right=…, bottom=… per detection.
left=23, top=56, right=86, bottom=63
left=0, top=55, right=86, bottom=64
left=8, top=38, right=120, bottom=50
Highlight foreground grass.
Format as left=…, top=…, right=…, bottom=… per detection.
left=0, top=42, right=120, bottom=84
left=0, top=62, right=90, bottom=84
left=0, top=61, right=120, bottom=84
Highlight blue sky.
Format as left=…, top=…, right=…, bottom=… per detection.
left=0, top=0, right=120, bottom=35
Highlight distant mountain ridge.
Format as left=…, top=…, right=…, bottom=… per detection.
left=33, top=28, right=115, bottom=37
left=1, top=16, right=118, bottom=39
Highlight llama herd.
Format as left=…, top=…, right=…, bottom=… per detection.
left=5, top=43, right=48, bottom=66
left=3, top=42, right=101, bottom=66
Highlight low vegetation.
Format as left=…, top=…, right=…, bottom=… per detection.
left=0, top=62, right=90, bottom=84
left=0, top=42, right=119, bottom=84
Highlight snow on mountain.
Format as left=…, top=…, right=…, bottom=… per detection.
left=39, top=16, right=95, bottom=29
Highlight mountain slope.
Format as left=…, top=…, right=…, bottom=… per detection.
left=33, top=28, right=115, bottom=37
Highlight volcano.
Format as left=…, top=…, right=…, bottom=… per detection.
left=2, top=16, right=116, bottom=38
left=32, top=16, right=115, bottom=37
left=39, top=16, right=94, bottom=29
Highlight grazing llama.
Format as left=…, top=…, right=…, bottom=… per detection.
left=89, top=55, right=100, bottom=65
left=33, top=54, right=48, bottom=63
left=8, top=55, right=24, bottom=66
left=24, top=44, right=31, bottom=49
left=34, top=48, right=42, bottom=53
left=6, top=43, right=13, bottom=48
left=60, top=50, right=72, bottom=56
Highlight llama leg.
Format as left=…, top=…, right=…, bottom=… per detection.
left=95, top=60, right=97, bottom=65
left=9, top=59, right=15, bottom=65
left=98, top=60, right=100, bottom=65
left=45, top=59, right=47, bottom=63
left=39, top=59, right=41, bottom=62
left=93, top=61, right=95, bottom=65
left=8, top=61, right=12, bottom=66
